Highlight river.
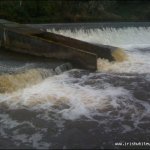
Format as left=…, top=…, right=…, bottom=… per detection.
left=0, top=23, right=150, bottom=149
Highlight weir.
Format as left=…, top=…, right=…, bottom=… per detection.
left=0, top=19, right=126, bottom=70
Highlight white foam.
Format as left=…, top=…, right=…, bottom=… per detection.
left=97, top=50, right=150, bottom=73
left=0, top=72, right=130, bottom=120
left=0, top=113, right=50, bottom=149
left=0, top=114, right=20, bottom=129
left=47, top=27, right=150, bottom=48
left=0, top=70, right=149, bottom=137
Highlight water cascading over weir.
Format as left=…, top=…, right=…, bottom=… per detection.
left=0, top=19, right=127, bottom=70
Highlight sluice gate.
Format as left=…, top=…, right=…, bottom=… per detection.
left=0, top=19, right=126, bottom=70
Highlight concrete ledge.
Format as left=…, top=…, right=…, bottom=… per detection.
left=0, top=19, right=127, bottom=70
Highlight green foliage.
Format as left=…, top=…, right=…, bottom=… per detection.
left=0, top=0, right=150, bottom=23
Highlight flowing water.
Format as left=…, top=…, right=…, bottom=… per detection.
left=0, top=24, right=150, bottom=149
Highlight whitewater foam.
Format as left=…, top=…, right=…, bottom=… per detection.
left=1, top=70, right=146, bottom=124
left=47, top=27, right=150, bottom=48
left=97, top=46, right=150, bottom=73
left=0, top=71, right=128, bottom=116
left=0, top=113, right=50, bottom=149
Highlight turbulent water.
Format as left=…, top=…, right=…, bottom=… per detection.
left=0, top=25, right=150, bottom=149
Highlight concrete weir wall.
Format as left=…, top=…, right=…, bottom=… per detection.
left=0, top=19, right=126, bottom=70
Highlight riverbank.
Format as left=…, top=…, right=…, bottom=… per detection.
left=0, top=0, right=150, bottom=23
